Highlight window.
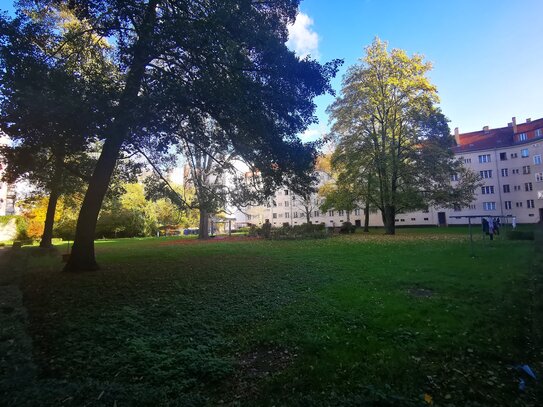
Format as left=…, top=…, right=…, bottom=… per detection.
left=411, top=217, right=416, bottom=221
left=284, top=201, right=289, bottom=207
left=464, top=158, right=472, bottom=164
left=536, top=172, right=543, bottom=182
left=514, top=185, right=521, bottom=191
left=523, top=165, right=531, bottom=174
left=511, top=153, right=518, bottom=158
left=272, top=213, right=277, bottom=219
left=505, top=201, right=512, bottom=210
left=400, top=219, right=405, bottom=222
left=313, top=210, right=319, bottom=217
left=512, top=168, right=520, bottom=174
left=536, top=129, right=542, bottom=138
left=273, top=200, right=277, bottom=207
left=293, top=212, right=298, bottom=218
left=516, top=202, right=523, bottom=208
left=285, top=212, right=289, bottom=218
left=480, top=170, right=492, bottom=179
left=468, top=204, right=476, bottom=209
left=278, top=202, right=283, bottom=207
left=527, top=200, right=535, bottom=209
left=501, top=168, right=509, bottom=177
left=453, top=205, right=461, bottom=212
left=338, top=210, right=344, bottom=216
left=483, top=202, right=496, bottom=211
left=478, top=154, right=491, bottom=163
left=354, top=209, right=361, bottom=216
left=525, top=182, right=533, bottom=191
left=424, top=217, right=429, bottom=221
left=521, top=148, right=529, bottom=158
left=328, top=210, right=334, bottom=216
left=499, top=152, right=507, bottom=161
left=451, top=173, right=459, bottom=181
left=503, top=184, right=510, bottom=193
left=519, top=133, right=527, bottom=141
left=481, top=186, right=495, bottom=194
left=534, top=155, right=542, bottom=165
left=284, top=190, right=288, bottom=195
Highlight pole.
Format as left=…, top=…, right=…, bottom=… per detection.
left=468, top=217, right=474, bottom=257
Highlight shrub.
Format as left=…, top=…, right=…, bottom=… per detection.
left=340, top=222, right=356, bottom=234
left=267, top=223, right=328, bottom=240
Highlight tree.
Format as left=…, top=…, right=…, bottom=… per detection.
left=0, top=6, right=115, bottom=247
left=327, top=38, right=478, bottom=235
left=15, top=0, right=341, bottom=271
left=319, top=182, right=358, bottom=223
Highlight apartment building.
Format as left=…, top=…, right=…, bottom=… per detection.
left=0, top=135, right=16, bottom=216
left=448, top=117, right=543, bottom=224
left=244, top=117, right=543, bottom=227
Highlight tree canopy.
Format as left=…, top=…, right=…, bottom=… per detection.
left=1, top=0, right=340, bottom=270
left=327, top=38, right=478, bottom=234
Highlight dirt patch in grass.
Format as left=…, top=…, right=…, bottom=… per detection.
left=159, top=236, right=261, bottom=246
left=220, top=345, right=297, bottom=403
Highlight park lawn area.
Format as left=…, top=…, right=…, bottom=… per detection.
left=3, top=229, right=542, bottom=406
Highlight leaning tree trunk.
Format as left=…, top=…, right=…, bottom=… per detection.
left=363, top=202, right=370, bottom=232
left=63, top=2, right=157, bottom=272
left=40, top=184, right=61, bottom=248
left=199, top=209, right=209, bottom=239
left=64, top=135, right=125, bottom=271
left=383, top=204, right=396, bottom=235
left=40, top=157, right=63, bottom=248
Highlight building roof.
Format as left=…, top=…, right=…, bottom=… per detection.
left=452, top=117, right=543, bottom=153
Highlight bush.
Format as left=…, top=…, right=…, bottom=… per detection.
left=267, top=223, right=328, bottom=240
left=0, top=215, right=29, bottom=240
left=506, top=230, right=534, bottom=240
left=340, top=222, right=356, bottom=234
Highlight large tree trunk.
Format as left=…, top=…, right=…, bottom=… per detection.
left=64, top=135, right=125, bottom=271
left=306, top=207, right=311, bottom=224
left=383, top=204, right=396, bottom=235
left=199, top=209, right=209, bottom=239
left=40, top=184, right=61, bottom=248
left=63, top=1, right=158, bottom=272
left=40, top=157, right=63, bottom=248
left=363, top=202, right=370, bottom=232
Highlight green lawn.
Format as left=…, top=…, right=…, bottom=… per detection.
left=2, top=229, right=542, bottom=406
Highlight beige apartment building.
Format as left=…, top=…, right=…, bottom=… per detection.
left=0, top=135, right=16, bottom=216
left=244, top=117, right=543, bottom=228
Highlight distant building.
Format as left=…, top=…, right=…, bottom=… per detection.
left=243, top=117, right=543, bottom=227
left=0, top=135, right=16, bottom=216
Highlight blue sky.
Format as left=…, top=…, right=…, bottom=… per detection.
left=288, top=0, right=543, bottom=140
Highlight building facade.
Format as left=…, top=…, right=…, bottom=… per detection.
left=0, top=135, right=16, bottom=216
left=243, top=117, right=543, bottom=227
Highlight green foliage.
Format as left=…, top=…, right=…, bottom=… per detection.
left=327, top=38, right=479, bottom=234
left=340, top=221, right=356, bottom=234
left=268, top=223, right=328, bottom=240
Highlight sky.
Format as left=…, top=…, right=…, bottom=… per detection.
left=288, top=0, right=543, bottom=141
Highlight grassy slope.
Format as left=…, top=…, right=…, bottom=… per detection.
left=5, top=229, right=541, bottom=406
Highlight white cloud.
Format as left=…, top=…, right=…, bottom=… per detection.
left=286, top=12, right=319, bottom=59
left=299, top=124, right=327, bottom=143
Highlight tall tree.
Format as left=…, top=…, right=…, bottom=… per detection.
left=0, top=6, right=116, bottom=247
left=18, top=0, right=340, bottom=271
left=328, top=38, right=478, bottom=235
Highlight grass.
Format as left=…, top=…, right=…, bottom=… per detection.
left=2, top=228, right=542, bottom=406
